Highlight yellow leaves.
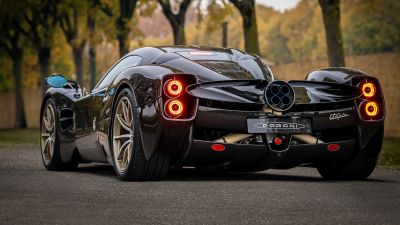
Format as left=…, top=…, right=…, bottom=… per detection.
left=22, top=52, right=39, bottom=89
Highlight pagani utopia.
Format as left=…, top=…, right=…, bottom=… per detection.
left=40, top=46, right=385, bottom=181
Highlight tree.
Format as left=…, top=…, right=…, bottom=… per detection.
left=116, top=0, right=139, bottom=57
left=79, top=0, right=114, bottom=89
left=87, top=6, right=97, bottom=90
left=342, top=0, right=400, bottom=55
left=0, top=14, right=27, bottom=128
left=59, top=0, right=88, bottom=87
left=158, top=0, right=192, bottom=45
left=87, top=0, right=113, bottom=89
left=318, top=0, right=345, bottom=67
left=229, top=0, right=260, bottom=55
left=16, top=0, right=59, bottom=94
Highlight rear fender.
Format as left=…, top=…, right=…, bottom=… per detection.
left=111, top=66, right=195, bottom=160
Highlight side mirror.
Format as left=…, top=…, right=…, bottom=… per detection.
left=46, top=74, right=68, bottom=88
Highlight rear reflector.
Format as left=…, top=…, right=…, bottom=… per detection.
left=327, top=144, right=340, bottom=152
left=211, top=144, right=225, bottom=152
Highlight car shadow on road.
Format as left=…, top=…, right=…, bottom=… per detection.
left=75, top=164, right=116, bottom=178
left=168, top=169, right=396, bottom=183
left=73, top=164, right=396, bottom=183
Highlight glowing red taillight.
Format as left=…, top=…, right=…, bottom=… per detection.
left=354, top=77, right=384, bottom=121
left=162, top=74, right=197, bottom=120
left=362, top=82, right=376, bottom=98
left=365, top=101, right=379, bottom=117
left=165, top=99, right=184, bottom=118
left=164, top=79, right=183, bottom=98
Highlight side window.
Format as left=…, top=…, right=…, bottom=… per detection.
left=96, top=56, right=142, bottom=90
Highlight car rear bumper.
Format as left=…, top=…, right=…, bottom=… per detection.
left=195, top=105, right=358, bottom=133
left=183, top=139, right=355, bottom=170
left=181, top=104, right=368, bottom=169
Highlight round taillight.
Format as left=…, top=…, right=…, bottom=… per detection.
left=365, top=101, right=379, bottom=117
left=164, top=79, right=183, bottom=98
left=362, top=82, right=376, bottom=98
left=166, top=99, right=184, bottom=118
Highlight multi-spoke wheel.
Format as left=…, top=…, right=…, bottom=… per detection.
left=40, top=99, right=78, bottom=170
left=113, top=96, right=134, bottom=172
left=111, top=88, right=170, bottom=181
left=41, top=104, right=56, bottom=164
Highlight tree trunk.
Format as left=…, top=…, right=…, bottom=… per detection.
left=88, top=13, right=97, bottom=90
left=319, top=0, right=345, bottom=67
left=117, top=33, right=129, bottom=58
left=88, top=46, right=96, bottom=90
left=222, top=21, right=228, bottom=48
left=172, top=21, right=186, bottom=45
left=230, top=0, right=260, bottom=55
left=38, top=47, right=51, bottom=94
left=242, top=9, right=260, bottom=55
left=72, top=46, right=84, bottom=87
left=12, top=50, right=27, bottom=128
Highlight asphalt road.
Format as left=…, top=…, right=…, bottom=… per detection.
left=0, top=144, right=399, bottom=225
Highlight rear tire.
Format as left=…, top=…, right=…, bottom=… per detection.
left=111, top=88, right=170, bottom=181
left=40, top=99, right=78, bottom=170
left=317, top=128, right=384, bottom=180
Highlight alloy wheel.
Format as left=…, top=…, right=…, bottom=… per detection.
left=113, top=96, right=134, bottom=172
left=41, top=104, right=56, bottom=164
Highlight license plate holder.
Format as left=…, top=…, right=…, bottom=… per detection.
left=247, top=117, right=312, bottom=133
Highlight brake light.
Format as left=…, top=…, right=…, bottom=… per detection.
left=162, top=74, right=197, bottom=120
left=166, top=99, right=184, bottom=117
left=189, top=51, right=215, bottom=56
left=353, top=77, right=384, bottom=121
left=365, top=101, right=379, bottom=117
left=362, top=82, right=376, bottom=98
left=164, top=79, right=183, bottom=98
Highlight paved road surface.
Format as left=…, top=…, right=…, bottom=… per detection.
left=0, top=144, right=399, bottom=225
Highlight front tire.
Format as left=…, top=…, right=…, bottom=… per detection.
left=40, top=99, right=78, bottom=170
left=317, top=128, right=384, bottom=180
left=111, top=88, right=170, bottom=181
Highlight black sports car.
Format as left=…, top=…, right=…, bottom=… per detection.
left=41, top=46, right=385, bottom=181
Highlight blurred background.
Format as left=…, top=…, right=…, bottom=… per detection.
left=0, top=0, right=399, bottom=166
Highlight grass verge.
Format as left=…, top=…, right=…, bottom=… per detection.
left=0, top=129, right=39, bottom=146
left=378, top=138, right=400, bottom=169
